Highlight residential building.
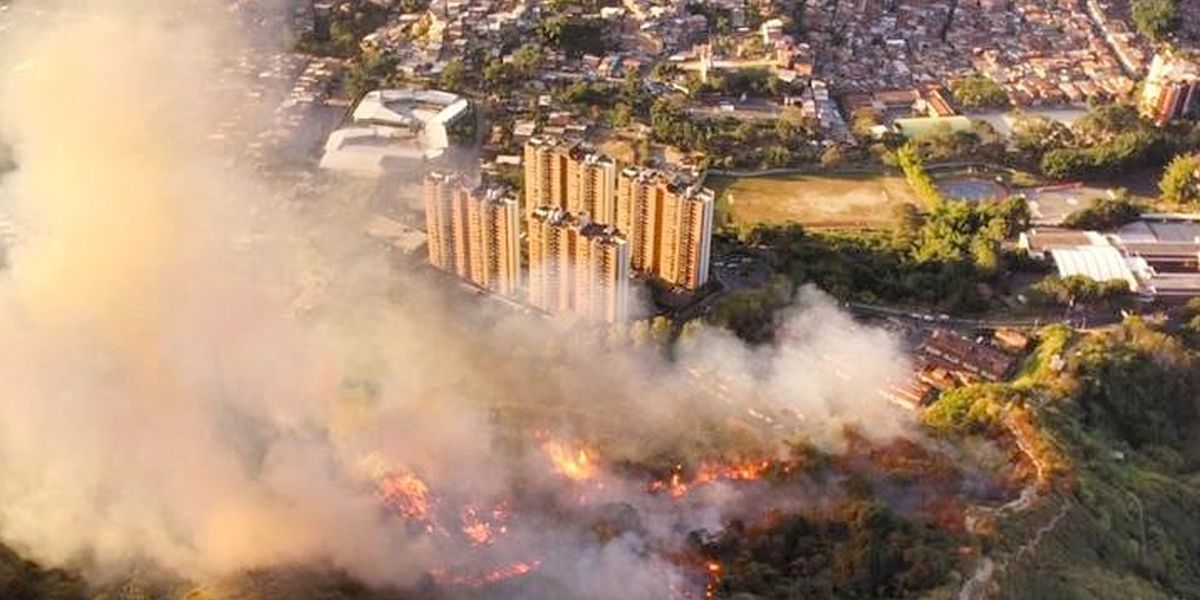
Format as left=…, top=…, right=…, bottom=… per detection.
left=468, top=186, right=523, bottom=296
left=566, top=147, right=618, bottom=224
left=424, top=170, right=462, bottom=272
left=922, top=329, right=1017, bottom=382
left=423, top=171, right=522, bottom=296
left=523, top=136, right=566, bottom=217
left=1140, top=52, right=1200, bottom=125
left=617, top=167, right=714, bottom=291
left=528, top=207, right=630, bottom=323
left=522, top=137, right=714, bottom=293
left=522, top=137, right=618, bottom=225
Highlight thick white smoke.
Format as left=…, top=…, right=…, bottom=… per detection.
left=0, top=0, right=915, bottom=596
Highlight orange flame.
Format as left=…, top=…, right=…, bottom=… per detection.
left=705, top=561, right=722, bottom=599
left=697, top=460, right=771, bottom=483
left=542, top=440, right=597, bottom=482
left=651, top=460, right=772, bottom=498
left=461, top=507, right=494, bottom=546
left=430, top=559, right=543, bottom=587
left=460, top=503, right=510, bottom=546
left=378, top=471, right=433, bottom=522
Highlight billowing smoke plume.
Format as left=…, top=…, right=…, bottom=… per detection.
left=0, top=0, right=914, bottom=595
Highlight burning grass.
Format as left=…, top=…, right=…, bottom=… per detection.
left=360, top=427, right=1017, bottom=599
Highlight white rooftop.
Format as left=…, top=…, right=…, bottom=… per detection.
left=321, top=88, right=469, bottom=176
left=318, top=126, right=436, bottom=176
left=1049, top=245, right=1140, bottom=291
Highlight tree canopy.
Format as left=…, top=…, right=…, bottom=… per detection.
left=1132, top=0, right=1180, bottom=41
left=949, top=75, right=1009, bottom=110
left=1070, top=319, right=1200, bottom=449
left=1061, top=193, right=1142, bottom=230
left=1159, top=153, right=1200, bottom=205
left=1027, top=275, right=1132, bottom=308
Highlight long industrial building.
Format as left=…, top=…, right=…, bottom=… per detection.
left=527, top=207, right=630, bottom=323
left=1019, top=215, right=1200, bottom=301
left=423, top=171, right=522, bottom=297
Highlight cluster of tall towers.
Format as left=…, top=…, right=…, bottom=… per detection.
left=423, top=135, right=714, bottom=324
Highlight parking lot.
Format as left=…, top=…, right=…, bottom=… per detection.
left=1023, top=185, right=1109, bottom=225
left=712, top=252, right=774, bottom=292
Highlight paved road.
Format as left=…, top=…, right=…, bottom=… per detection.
left=843, top=301, right=1123, bottom=331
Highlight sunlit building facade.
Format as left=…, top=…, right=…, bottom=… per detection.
left=616, top=168, right=714, bottom=291
left=424, top=170, right=463, bottom=272
left=528, top=207, right=630, bottom=323
left=424, top=171, right=521, bottom=296
left=523, top=136, right=567, bottom=217
left=1141, top=52, right=1200, bottom=125
left=523, top=137, right=618, bottom=226
left=565, top=147, right=618, bottom=224
left=520, top=137, right=713, bottom=318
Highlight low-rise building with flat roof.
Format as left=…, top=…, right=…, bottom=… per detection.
left=320, top=88, right=471, bottom=176
left=1020, top=216, right=1200, bottom=301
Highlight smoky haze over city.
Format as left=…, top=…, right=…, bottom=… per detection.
left=0, top=2, right=921, bottom=598
left=2, top=0, right=1200, bottom=599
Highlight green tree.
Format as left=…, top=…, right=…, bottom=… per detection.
left=709, top=275, right=793, bottom=343
left=650, top=98, right=706, bottom=150
left=1027, top=275, right=1131, bottom=307
left=895, top=144, right=942, bottom=210
left=438, top=58, right=466, bottom=92
left=511, top=43, right=544, bottom=77
left=1132, top=0, right=1179, bottom=41
left=540, top=17, right=609, bottom=58
left=1072, top=104, right=1141, bottom=145
left=1062, top=192, right=1143, bottom=229
left=923, top=384, right=1015, bottom=434
left=707, top=500, right=956, bottom=598
left=650, top=62, right=680, bottom=81
left=1071, top=319, right=1199, bottom=448
left=1159, top=153, right=1200, bottom=205
left=1011, top=113, right=1073, bottom=160
left=764, top=145, right=792, bottom=168
left=949, top=75, right=1009, bottom=109
left=0, top=544, right=85, bottom=600
left=649, top=315, right=674, bottom=346
left=346, top=48, right=395, bottom=101
left=610, top=103, right=633, bottom=127
left=482, top=58, right=515, bottom=91
left=678, top=318, right=705, bottom=348
left=891, top=203, right=924, bottom=250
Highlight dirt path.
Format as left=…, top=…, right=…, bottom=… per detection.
left=958, top=410, right=1070, bottom=599
left=958, top=557, right=994, bottom=600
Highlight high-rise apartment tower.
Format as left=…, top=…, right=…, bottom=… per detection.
left=424, top=171, right=522, bottom=296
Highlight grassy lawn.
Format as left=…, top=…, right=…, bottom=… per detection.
left=706, top=172, right=919, bottom=230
